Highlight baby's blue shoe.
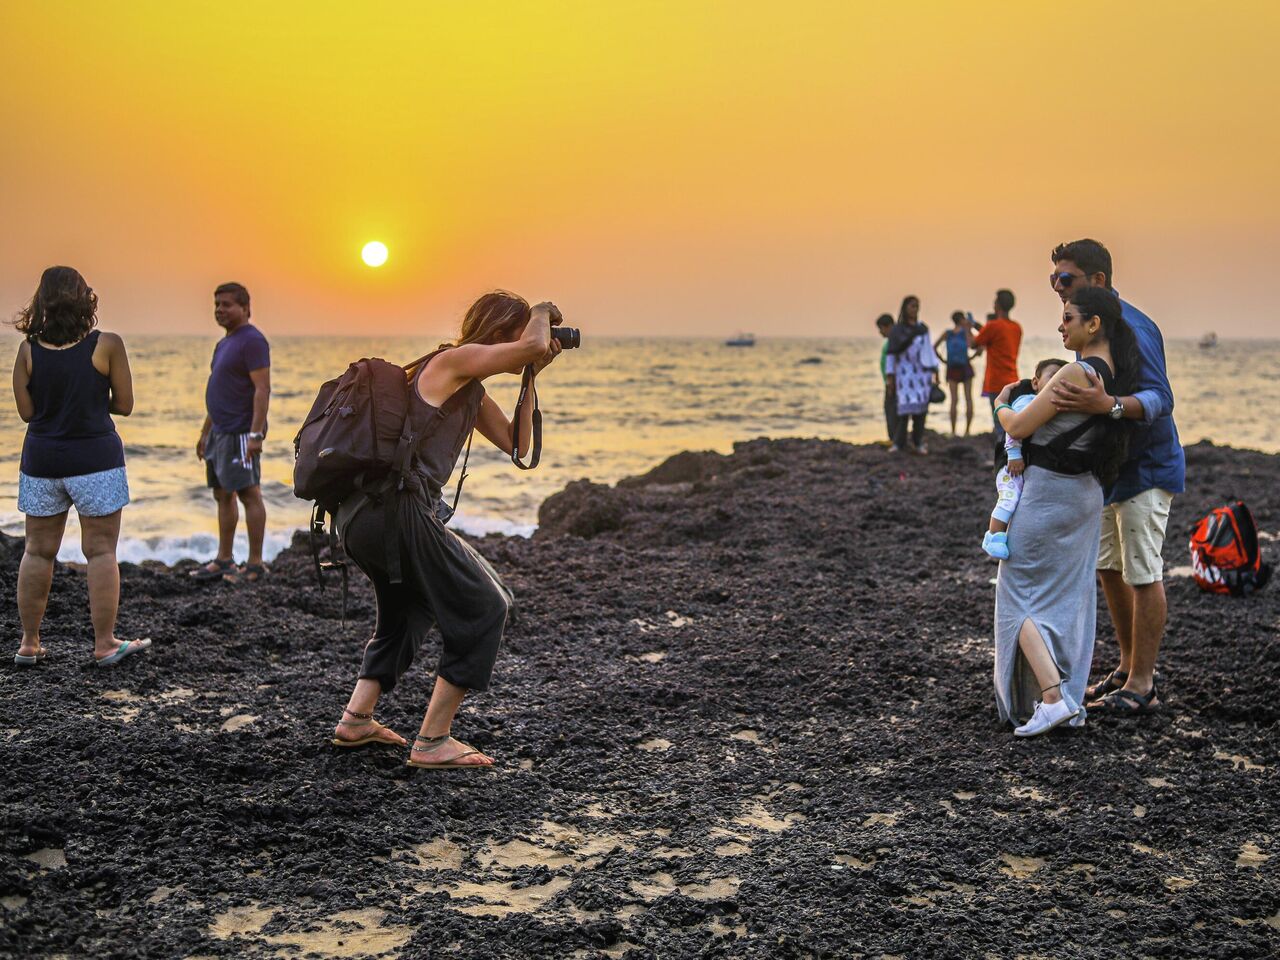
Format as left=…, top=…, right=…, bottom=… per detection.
left=982, top=531, right=1010, bottom=560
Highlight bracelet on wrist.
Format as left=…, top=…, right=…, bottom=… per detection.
left=994, top=403, right=1013, bottom=415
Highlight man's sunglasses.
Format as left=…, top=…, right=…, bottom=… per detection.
left=1050, top=271, right=1083, bottom=288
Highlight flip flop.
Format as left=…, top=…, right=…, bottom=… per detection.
left=330, top=715, right=404, bottom=749
left=14, top=647, right=48, bottom=667
left=190, top=558, right=235, bottom=581
left=405, top=734, right=495, bottom=770
left=94, top=638, right=152, bottom=668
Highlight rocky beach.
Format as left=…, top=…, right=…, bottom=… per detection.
left=2, top=435, right=1277, bottom=959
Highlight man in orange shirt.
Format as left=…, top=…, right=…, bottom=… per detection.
left=968, top=288, right=1022, bottom=428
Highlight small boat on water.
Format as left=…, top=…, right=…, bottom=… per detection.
left=725, top=333, right=756, bottom=347
left=1199, top=332, right=1218, bottom=349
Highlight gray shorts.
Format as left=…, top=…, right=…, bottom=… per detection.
left=18, top=467, right=130, bottom=517
left=205, top=431, right=262, bottom=492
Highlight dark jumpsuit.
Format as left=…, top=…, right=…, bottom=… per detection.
left=336, top=372, right=513, bottom=694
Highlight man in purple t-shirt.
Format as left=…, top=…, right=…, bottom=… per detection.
left=191, top=282, right=271, bottom=582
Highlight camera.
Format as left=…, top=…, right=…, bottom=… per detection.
left=551, top=327, right=581, bottom=349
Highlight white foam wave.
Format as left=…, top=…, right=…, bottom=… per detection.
left=449, top=512, right=536, bottom=540
left=45, top=512, right=534, bottom=566
left=58, top=530, right=301, bottom=566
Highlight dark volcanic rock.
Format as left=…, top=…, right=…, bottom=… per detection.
left=1, top=435, right=1278, bottom=959
left=537, top=480, right=626, bottom=539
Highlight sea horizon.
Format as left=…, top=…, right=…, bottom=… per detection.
left=3, top=334, right=1277, bottom=565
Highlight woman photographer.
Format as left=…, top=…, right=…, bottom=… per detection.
left=991, top=286, right=1137, bottom=736
left=331, top=292, right=561, bottom=769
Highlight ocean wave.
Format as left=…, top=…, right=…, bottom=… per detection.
left=450, top=513, right=536, bottom=539
left=59, top=530, right=301, bottom=566
left=47, top=512, right=535, bottom=566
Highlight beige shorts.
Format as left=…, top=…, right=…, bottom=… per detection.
left=1097, top=487, right=1175, bottom=586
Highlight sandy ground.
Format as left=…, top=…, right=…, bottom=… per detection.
left=1, top=435, right=1277, bottom=959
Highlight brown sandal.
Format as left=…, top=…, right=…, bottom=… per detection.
left=330, top=709, right=404, bottom=748
left=405, top=734, right=494, bottom=770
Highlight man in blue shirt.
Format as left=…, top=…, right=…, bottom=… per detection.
left=1049, top=239, right=1185, bottom=716
left=192, top=282, right=272, bottom=582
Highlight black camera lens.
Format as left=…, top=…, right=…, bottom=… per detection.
left=551, top=327, right=581, bottom=349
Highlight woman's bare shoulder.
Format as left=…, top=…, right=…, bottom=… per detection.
left=1054, top=360, right=1095, bottom=386
left=96, top=331, right=126, bottom=352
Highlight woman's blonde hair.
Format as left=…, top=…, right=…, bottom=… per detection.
left=446, top=291, right=530, bottom=350
left=410, top=291, right=532, bottom=381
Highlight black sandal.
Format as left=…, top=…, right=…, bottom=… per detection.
left=223, top=563, right=268, bottom=583
left=1086, top=669, right=1128, bottom=701
left=189, top=557, right=236, bottom=581
left=1091, top=687, right=1161, bottom=717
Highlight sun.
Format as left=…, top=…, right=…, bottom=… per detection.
left=361, top=240, right=388, bottom=268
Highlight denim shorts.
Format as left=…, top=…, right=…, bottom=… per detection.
left=18, top=467, right=130, bottom=518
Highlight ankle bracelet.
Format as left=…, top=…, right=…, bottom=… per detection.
left=344, top=708, right=373, bottom=720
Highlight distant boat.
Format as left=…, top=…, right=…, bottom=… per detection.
left=725, top=333, right=756, bottom=347
left=1199, top=332, right=1218, bottom=349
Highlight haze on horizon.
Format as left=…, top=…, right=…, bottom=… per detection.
left=2, top=1, right=1277, bottom=340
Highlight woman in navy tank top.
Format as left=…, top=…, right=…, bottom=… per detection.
left=10, top=266, right=150, bottom=668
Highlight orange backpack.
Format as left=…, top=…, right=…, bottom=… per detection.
left=1189, top=501, right=1272, bottom=597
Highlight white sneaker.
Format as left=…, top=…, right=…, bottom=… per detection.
left=1013, top=698, right=1080, bottom=737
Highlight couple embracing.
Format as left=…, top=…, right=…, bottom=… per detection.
left=990, top=239, right=1184, bottom=737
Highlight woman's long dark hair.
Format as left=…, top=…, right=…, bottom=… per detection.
left=1070, top=286, right=1140, bottom=487
left=11, top=266, right=98, bottom=346
left=898, top=295, right=919, bottom=326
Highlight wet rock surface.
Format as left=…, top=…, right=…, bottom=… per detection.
left=2, top=436, right=1278, bottom=959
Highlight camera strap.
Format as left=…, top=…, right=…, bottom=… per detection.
left=509, top=363, right=542, bottom=470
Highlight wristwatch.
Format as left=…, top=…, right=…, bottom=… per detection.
left=247, top=431, right=266, bottom=441
left=1107, top=397, right=1124, bottom=420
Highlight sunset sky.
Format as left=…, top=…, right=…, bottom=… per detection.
left=2, top=1, right=1277, bottom=339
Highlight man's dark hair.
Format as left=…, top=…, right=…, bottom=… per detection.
left=1034, top=357, right=1067, bottom=379
left=875, top=313, right=894, bottom=328
left=951, top=310, right=966, bottom=323
left=995, top=289, right=1016, bottom=313
left=1052, top=239, right=1113, bottom=288
left=214, top=282, right=251, bottom=310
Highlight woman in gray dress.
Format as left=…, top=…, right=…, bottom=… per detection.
left=991, top=287, right=1138, bottom=736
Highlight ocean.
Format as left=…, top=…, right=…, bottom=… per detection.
left=2, top=334, right=1277, bottom=564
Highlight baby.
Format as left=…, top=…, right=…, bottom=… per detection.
left=982, top=358, right=1066, bottom=560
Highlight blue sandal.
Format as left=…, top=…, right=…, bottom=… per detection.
left=94, top=638, right=151, bottom=668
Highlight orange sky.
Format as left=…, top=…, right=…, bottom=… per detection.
left=2, top=1, right=1277, bottom=338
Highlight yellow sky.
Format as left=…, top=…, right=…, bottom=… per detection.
left=2, top=1, right=1277, bottom=338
